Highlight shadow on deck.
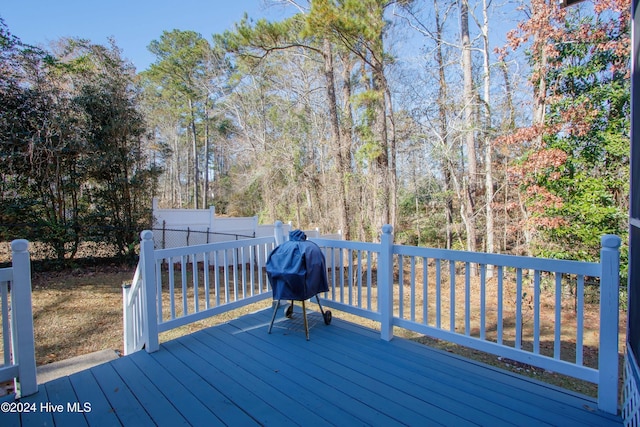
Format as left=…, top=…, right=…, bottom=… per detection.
left=1, top=308, right=623, bottom=426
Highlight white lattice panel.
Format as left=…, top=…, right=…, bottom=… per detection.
left=624, top=350, right=640, bottom=427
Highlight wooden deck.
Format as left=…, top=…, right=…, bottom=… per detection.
left=1, top=307, right=623, bottom=426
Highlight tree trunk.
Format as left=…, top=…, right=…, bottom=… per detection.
left=203, top=99, right=210, bottom=209
left=323, top=38, right=351, bottom=239
left=499, top=61, right=516, bottom=132
left=340, top=53, right=355, bottom=239
left=524, top=27, right=548, bottom=254
left=188, top=97, right=199, bottom=209
left=434, top=0, right=453, bottom=249
left=385, top=82, right=398, bottom=233
left=533, top=41, right=547, bottom=147
left=499, top=61, right=516, bottom=252
left=481, top=0, right=494, bottom=274
left=370, top=47, right=391, bottom=231
left=460, top=0, right=477, bottom=257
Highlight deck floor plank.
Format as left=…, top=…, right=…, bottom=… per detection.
left=296, top=311, right=596, bottom=426
left=146, top=344, right=257, bottom=426
left=196, top=321, right=414, bottom=426
left=228, top=312, right=473, bottom=426
left=342, top=321, right=622, bottom=426
left=67, top=369, right=121, bottom=427
left=189, top=331, right=367, bottom=426
left=160, top=338, right=296, bottom=426
left=17, top=380, right=54, bottom=426
left=43, top=376, right=89, bottom=427
left=336, top=315, right=602, bottom=408
left=0, top=307, right=624, bottom=427
left=246, top=312, right=525, bottom=426
left=108, top=356, right=190, bottom=426
left=0, top=394, right=21, bottom=427
left=239, top=307, right=621, bottom=427
left=127, top=350, right=224, bottom=426
left=1, top=410, right=21, bottom=427
left=178, top=332, right=328, bottom=426
left=305, top=307, right=621, bottom=426
left=89, top=361, right=156, bottom=426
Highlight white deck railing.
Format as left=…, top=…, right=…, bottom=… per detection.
left=0, top=240, right=37, bottom=398
left=124, top=223, right=621, bottom=414
left=123, top=229, right=281, bottom=355
left=313, top=225, right=621, bottom=414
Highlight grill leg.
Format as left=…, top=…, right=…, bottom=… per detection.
left=315, top=295, right=326, bottom=315
left=316, top=294, right=332, bottom=326
left=302, top=300, right=309, bottom=341
left=268, top=299, right=281, bottom=334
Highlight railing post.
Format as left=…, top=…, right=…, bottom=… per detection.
left=141, top=230, right=159, bottom=353
left=274, top=221, right=284, bottom=245
left=598, top=234, right=621, bottom=414
left=380, top=225, right=394, bottom=341
left=10, top=239, right=37, bottom=397
left=122, top=281, right=132, bottom=355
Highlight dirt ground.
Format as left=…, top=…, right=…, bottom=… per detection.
left=29, top=265, right=133, bottom=364
left=24, top=265, right=274, bottom=365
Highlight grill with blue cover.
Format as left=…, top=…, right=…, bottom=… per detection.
left=266, top=230, right=332, bottom=339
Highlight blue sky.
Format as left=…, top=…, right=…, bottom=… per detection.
left=2, top=1, right=291, bottom=71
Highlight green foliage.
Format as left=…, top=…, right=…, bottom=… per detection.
left=523, top=8, right=629, bottom=264
left=0, top=28, right=159, bottom=261
left=305, top=0, right=386, bottom=45
left=395, top=177, right=455, bottom=248
left=145, top=30, right=211, bottom=99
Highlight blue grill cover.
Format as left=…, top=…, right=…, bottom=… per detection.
left=266, top=231, right=329, bottom=301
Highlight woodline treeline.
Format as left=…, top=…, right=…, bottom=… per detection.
left=0, top=0, right=630, bottom=274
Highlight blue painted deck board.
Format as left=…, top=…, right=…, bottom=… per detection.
left=67, top=369, right=121, bottom=427
left=236, top=316, right=520, bottom=425
left=107, top=356, right=190, bottom=426
left=44, top=376, right=88, bottom=427
left=188, top=329, right=374, bottom=426
left=229, top=314, right=465, bottom=425
left=308, top=313, right=598, bottom=425
left=161, top=338, right=295, bottom=426
left=146, top=345, right=255, bottom=426
left=88, top=361, right=156, bottom=426
left=177, top=333, right=319, bottom=425
left=0, top=307, right=623, bottom=426
left=18, top=381, right=53, bottom=426
left=127, top=350, right=222, bottom=426
left=0, top=394, right=20, bottom=427
left=200, top=322, right=431, bottom=426
left=199, top=322, right=416, bottom=426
